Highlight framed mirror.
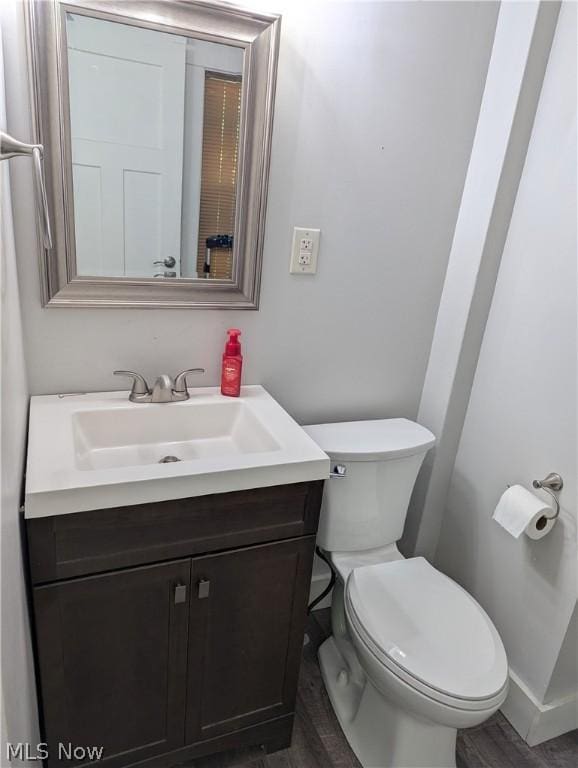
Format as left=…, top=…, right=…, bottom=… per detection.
left=26, top=0, right=280, bottom=308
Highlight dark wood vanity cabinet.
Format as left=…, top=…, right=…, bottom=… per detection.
left=185, top=538, right=314, bottom=745
left=27, top=481, right=323, bottom=768
left=33, top=560, right=190, bottom=767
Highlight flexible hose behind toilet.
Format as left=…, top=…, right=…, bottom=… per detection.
left=308, top=547, right=336, bottom=614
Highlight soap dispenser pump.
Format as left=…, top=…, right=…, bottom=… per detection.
left=221, top=329, right=243, bottom=397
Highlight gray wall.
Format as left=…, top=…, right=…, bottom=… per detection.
left=5, top=1, right=499, bottom=423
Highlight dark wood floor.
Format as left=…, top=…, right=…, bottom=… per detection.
left=186, top=609, right=577, bottom=768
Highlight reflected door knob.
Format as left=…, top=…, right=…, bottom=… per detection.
left=154, top=257, right=176, bottom=268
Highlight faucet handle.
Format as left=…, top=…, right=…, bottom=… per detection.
left=113, top=370, right=150, bottom=396
left=174, top=368, right=205, bottom=394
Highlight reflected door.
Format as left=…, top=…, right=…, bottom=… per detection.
left=67, top=14, right=186, bottom=277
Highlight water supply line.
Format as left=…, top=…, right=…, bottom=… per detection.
left=307, top=547, right=336, bottom=614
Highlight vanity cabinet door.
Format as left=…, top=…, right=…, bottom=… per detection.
left=33, top=560, right=191, bottom=768
left=185, top=536, right=315, bottom=744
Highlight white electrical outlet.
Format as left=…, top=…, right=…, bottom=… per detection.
left=290, top=227, right=320, bottom=274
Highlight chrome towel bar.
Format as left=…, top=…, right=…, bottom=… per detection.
left=0, top=130, right=53, bottom=248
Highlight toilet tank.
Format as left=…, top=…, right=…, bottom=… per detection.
left=304, top=419, right=435, bottom=553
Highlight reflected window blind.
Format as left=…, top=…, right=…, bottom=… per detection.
left=196, top=71, right=241, bottom=280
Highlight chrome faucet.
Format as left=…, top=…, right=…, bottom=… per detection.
left=113, top=369, right=205, bottom=403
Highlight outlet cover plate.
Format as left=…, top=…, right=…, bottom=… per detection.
left=290, top=227, right=320, bottom=274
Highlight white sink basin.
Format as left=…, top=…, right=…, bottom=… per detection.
left=25, top=386, right=329, bottom=518
left=73, top=399, right=280, bottom=470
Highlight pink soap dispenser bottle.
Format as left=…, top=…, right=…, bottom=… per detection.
left=221, top=329, right=243, bottom=397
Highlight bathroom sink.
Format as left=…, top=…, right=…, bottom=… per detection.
left=25, top=385, right=329, bottom=518
left=73, top=399, right=280, bottom=470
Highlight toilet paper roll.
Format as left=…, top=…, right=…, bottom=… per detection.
left=524, top=511, right=556, bottom=540
left=492, top=484, right=556, bottom=540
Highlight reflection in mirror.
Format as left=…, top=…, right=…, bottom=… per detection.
left=66, top=12, right=243, bottom=281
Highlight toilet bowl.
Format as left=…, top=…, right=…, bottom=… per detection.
left=304, top=420, right=508, bottom=768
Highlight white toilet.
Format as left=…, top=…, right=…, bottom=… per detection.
left=304, top=419, right=508, bottom=768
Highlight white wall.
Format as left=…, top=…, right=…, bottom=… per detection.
left=5, top=0, right=498, bottom=426
left=0, top=12, right=40, bottom=761
left=402, top=0, right=561, bottom=558
left=435, top=0, right=577, bottom=738
left=545, top=606, right=577, bottom=703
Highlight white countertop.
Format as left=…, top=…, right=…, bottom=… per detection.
left=25, top=385, right=329, bottom=519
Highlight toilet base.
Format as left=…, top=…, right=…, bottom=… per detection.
left=319, top=636, right=457, bottom=768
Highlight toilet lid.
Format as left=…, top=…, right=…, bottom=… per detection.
left=346, top=558, right=508, bottom=701
left=303, top=419, right=435, bottom=461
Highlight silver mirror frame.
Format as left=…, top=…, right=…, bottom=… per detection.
left=26, top=0, right=281, bottom=309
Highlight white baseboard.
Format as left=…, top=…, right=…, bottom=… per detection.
left=501, top=669, right=578, bottom=746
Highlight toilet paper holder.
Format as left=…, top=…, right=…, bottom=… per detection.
left=531, top=472, right=563, bottom=520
